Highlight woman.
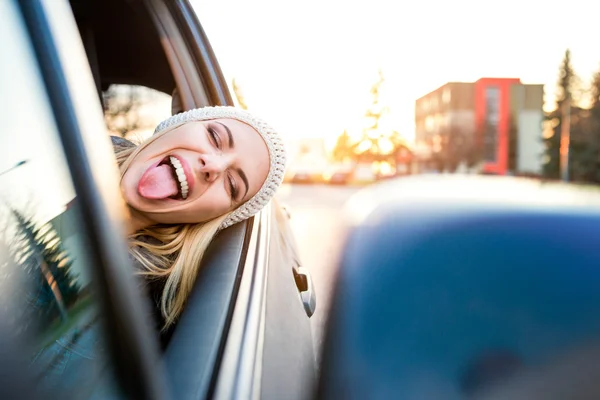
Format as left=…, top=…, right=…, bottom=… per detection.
left=113, top=105, right=287, bottom=330
left=27, top=106, right=286, bottom=395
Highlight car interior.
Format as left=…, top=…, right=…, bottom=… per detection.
left=70, top=0, right=175, bottom=97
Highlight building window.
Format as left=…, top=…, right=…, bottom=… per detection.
left=442, top=88, right=451, bottom=104
left=425, top=116, right=435, bottom=133
left=484, top=87, right=500, bottom=162
left=435, top=113, right=444, bottom=131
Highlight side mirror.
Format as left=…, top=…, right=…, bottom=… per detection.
left=319, top=176, right=600, bottom=400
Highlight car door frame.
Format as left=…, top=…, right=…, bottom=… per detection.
left=16, top=0, right=317, bottom=398
left=16, top=0, right=171, bottom=398
left=141, top=2, right=318, bottom=399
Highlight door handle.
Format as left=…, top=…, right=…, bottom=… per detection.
left=293, top=266, right=316, bottom=318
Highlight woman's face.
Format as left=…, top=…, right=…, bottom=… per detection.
left=121, top=118, right=270, bottom=225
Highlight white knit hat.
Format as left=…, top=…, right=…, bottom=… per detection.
left=154, top=106, right=287, bottom=229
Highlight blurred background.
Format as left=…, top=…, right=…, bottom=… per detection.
left=101, top=0, right=600, bottom=359
left=191, top=0, right=599, bottom=183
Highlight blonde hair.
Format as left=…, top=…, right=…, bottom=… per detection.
left=115, top=129, right=230, bottom=330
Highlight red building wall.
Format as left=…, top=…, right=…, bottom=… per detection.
left=474, top=78, right=521, bottom=175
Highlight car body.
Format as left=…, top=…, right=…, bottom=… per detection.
left=289, top=168, right=324, bottom=185
left=322, top=165, right=353, bottom=185
left=291, top=171, right=312, bottom=184
left=351, top=163, right=376, bottom=184
left=0, top=0, right=316, bottom=399
left=327, top=171, right=351, bottom=185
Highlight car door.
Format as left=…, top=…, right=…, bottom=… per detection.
left=0, top=0, right=168, bottom=398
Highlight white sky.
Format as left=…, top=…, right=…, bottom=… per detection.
left=191, top=0, right=599, bottom=146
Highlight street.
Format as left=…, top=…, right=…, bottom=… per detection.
left=276, top=183, right=363, bottom=365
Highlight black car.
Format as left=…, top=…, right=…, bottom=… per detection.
left=0, top=0, right=316, bottom=399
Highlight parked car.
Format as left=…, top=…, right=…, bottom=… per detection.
left=289, top=168, right=325, bottom=184
left=352, top=163, right=376, bottom=184
left=291, top=170, right=314, bottom=184
left=325, top=171, right=351, bottom=185
left=322, top=165, right=353, bottom=185
left=0, top=0, right=316, bottom=399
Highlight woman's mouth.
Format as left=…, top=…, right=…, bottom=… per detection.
left=166, top=156, right=189, bottom=199
left=137, top=155, right=193, bottom=201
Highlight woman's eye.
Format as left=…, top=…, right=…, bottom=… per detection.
left=228, top=174, right=239, bottom=200
left=208, top=127, right=221, bottom=149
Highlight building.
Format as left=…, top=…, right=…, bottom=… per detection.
left=286, top=137, right=328, bottom=167
left=415, top=78, right=544, bottom=175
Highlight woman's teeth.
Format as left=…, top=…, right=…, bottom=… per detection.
left=169, top=156, right=189, bottom=199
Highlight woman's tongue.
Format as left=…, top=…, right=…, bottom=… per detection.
left=138, top=164, right=179, bottom=200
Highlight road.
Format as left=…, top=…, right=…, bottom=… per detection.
left=275, top=183, right=363, bottom=365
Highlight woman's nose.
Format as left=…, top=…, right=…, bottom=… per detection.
left=199, top=154, right=229, bottom=183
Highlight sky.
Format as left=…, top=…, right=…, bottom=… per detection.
left=191, top=0, right=599, bottom=147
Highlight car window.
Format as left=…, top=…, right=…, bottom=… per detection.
left=103, top=84, right=173, bottom=141
left=0, top=2, right=122, bottom=398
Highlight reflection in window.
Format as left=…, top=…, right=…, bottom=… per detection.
left=0, top=2, right=121, bottom=397
left=4, top=206, right=83, bottom=337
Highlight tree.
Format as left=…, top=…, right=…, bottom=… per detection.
left=578, top=67, right=600, bottom=183
left=8, top=209, right=81, bottom=336
left=364, top=69, right=388, bottom=133
left=103, top=85, right=158, bottom=137
left=355, top=69, right=396, bottom=162
left=508, top=116, right=518, bottom=174
left=232, top=78, right=249, bottom=110
left=568, top=108, right=591, bottom=181
left=332, top=130, right=353, bottom=162
left=332, top=69, right=408, bottom=168
left=544, top=49, right=577, bottom=179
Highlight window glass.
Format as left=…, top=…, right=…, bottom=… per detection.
left=484, top=87, right=500, bottom=162
left=0, top=2, right=122, bottom=397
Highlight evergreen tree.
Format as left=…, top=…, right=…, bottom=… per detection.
left=332, top=130, right=353, bottom=162
left=333, top=69, right=407, bottom=165
left=364, top=69, right=387, bottom=133
left=568, top=108, right=590, bottom=181
left=544, top=49, right=576, bottom=179
left=508, top=117, right=518, bottom=174
left=9, top=210, right=81, bottom=333
left=359, top=69, right=392, bottom=161
left=579, top=67, right=600, bottom=183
